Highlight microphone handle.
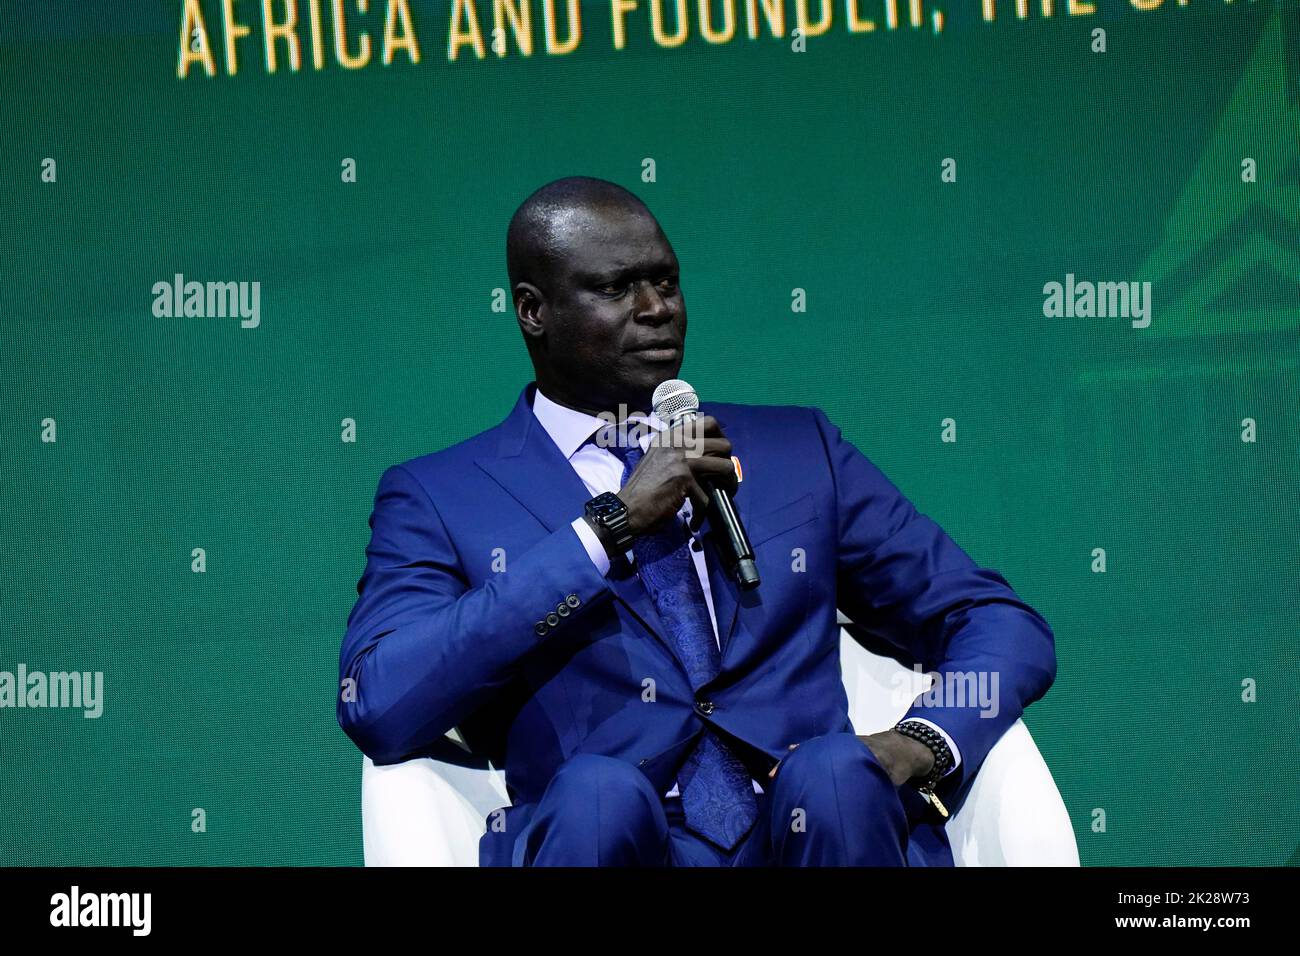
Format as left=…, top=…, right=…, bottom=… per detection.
left=706, top=480, right=761, bottom=591
left=671, top=408, right=761, bottom=590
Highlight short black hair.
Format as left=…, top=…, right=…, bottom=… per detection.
left=506, top=176, right=650, bottom=296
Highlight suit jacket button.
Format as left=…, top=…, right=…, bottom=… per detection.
left=545, top=612, right=560, bottom=627
left=556, top=603, right=571, bottom=618
left=566, top=594, right=581, bottom=608
left=534, top=621, right=549, bottom=637
left=695, top=700, right=715, bottom=717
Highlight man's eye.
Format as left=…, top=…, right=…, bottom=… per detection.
left=599, top=283, right=625, bottom=295
left=659, top=277, right=679, bottom=291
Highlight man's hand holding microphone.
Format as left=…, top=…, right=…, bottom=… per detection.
left=582, top=413, right=737, bottom=562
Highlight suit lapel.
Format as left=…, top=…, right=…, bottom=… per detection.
left=474, top=385, right=592, bottom=535
left=475, top=384, right=674, bottom=656
left=701, top=534, right=741, bottom=659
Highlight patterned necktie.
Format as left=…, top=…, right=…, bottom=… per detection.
left=604, top=429, right=759, bottom=850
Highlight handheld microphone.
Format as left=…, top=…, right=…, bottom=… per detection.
left=652, top=379, right=761, bottom=591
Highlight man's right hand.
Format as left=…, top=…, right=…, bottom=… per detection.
left=618, top=415, right=738, bottom=538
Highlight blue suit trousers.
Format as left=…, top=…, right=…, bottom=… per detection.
left=482, top=733, right=952, bottom=867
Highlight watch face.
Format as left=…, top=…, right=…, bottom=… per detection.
left=590, top=495, right=624, bottom=520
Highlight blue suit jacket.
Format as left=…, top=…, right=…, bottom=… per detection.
left=338, top=383, right=1057, bottom=866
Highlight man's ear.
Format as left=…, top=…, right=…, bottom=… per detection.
left=514, top=282, right=546, bottom=344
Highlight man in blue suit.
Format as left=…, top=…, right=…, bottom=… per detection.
left=338, top=177, right=1057, bottom=866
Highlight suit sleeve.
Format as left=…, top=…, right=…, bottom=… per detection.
left=810, top=408, right=1057, bottom=792
left=337, top=463, right=612, bottom=764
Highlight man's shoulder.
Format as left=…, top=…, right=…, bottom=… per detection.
left=702, top=400, right=829, bottom=433
left=385, top=418, right=509, bottom=484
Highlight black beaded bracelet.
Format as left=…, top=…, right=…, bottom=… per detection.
left=893, top=720, right=954, bottom=792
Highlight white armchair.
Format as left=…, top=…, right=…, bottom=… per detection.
left=360, top=624, right=1078, bottom=867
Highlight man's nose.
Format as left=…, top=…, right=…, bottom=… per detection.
left=632, top=281, right=673, bottom=323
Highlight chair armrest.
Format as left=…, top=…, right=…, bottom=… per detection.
left=361, top=754, right=506, bottom=866
left=943, top=720, right=1079, bottom=866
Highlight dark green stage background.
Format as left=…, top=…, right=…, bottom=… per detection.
left=2, top=1, right=1296, bottom=865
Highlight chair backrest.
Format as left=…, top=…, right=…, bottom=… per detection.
left=361, top=627, right=1079, bottom=866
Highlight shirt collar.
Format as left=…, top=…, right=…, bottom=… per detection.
left=531, top=386, right=665, bottom=461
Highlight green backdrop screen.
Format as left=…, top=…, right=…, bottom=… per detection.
left=2, top=0, right=1297, bottom=865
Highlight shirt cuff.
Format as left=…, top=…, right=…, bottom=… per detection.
left=571, top=517, right=612, bottom=577
left=901, top=717, right=962, bottom=778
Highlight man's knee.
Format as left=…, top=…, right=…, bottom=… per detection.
left=765, top=732, right=909, bottom=866
left=772, top=732, right=898, bottom=808
left=521, top=753, right=668, bottom=865
left=547, top=752, right=659, bottom=807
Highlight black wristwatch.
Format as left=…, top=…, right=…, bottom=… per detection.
left=584, top=492, right=634, bottom=556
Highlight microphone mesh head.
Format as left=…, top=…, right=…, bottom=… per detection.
left=652, top=379, right=699, bottom=425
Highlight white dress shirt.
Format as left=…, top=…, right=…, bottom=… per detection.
left=530, top=387, right=960, bottom=799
